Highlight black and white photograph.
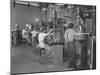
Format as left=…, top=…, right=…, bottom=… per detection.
left=10, top=0, right=96, bottom=74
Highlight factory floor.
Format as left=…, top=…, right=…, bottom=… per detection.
left=11, top=44, right=73, bottom=74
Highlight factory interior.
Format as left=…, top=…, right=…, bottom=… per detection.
left=11, top=0, right=96, bottom=74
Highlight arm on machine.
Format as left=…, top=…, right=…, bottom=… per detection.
left=46, top=29, right=53, bottom=36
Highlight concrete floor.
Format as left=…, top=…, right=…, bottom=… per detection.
left=11, top=44, right=72, bottom=74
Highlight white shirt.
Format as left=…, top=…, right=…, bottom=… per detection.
left=37, top=33, right=47, bottom=47
left=37, top=29, right=53, bottom=51
left=31, top=30, right=39, bottom=38
left=64, top=29, right=76, bottom=42
left=37, top=32, right=51, bottom=51
left=22, top=29, right=28, bottom=39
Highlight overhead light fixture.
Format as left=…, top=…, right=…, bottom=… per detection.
left=56, top=3, right=64, bottom=6
left=12, top=1, right=39, bottom=7
left=30, top=2, right=39, bottom=7
left=15, top=1, right=28, bottom=5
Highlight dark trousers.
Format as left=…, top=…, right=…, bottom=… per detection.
left=64, top=41, right=76, bottom=67
left=12, top=31, right=18, bottom=45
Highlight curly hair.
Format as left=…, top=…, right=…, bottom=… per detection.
left=68, top=23, right=74, bottom=29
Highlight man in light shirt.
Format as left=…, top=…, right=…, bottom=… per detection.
left=12, top=24, right=19, bottom=45
left=64, top=23, right=84, bottom=68
left=64, top=23, right=77, bottom=68
left=22, top=27, right=28, bottom=40
left=31, top=26, right=39, bottom=48
left=22, top=24, right=32, bottom=47
left=37, top=29, right=53, bottom=57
